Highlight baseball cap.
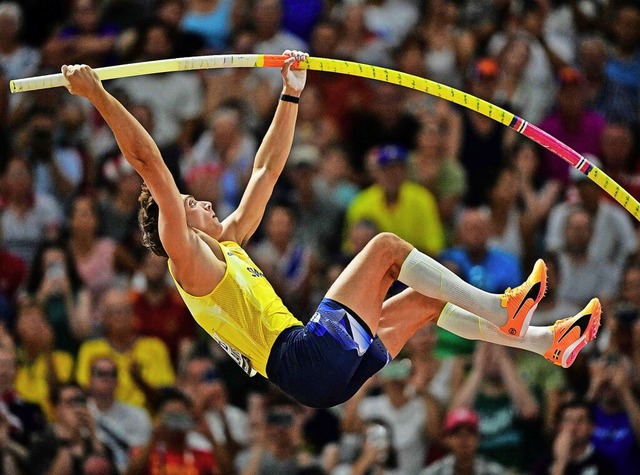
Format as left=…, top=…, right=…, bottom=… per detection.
left=468, top=57, right=499, bottom=81
left=558, top=66, right=584, bottom=88
left=570, top=154, right=602, bottom=183
left=444, top=408, right=479, bottom=433
left=375, top=145, right=408, bottom=168
left=379, top=358, right=411, bottom=380
left=289, top=144, right=320, bottom=168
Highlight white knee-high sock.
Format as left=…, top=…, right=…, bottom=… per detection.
left=437, top=303, right=552, bottom=355
left=397, top=248, right=507, bottom=327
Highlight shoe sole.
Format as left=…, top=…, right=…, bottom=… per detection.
left=561, top=299, right=601, bottom=368
left=505, top=260, right=547, bottom=338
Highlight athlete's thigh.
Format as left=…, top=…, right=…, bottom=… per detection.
left=324, top=236, right=406, bottom=335
left=377, top=288, right=445, bottom=357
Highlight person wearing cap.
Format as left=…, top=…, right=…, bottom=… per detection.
left=457, top=57, right=515, bottom=206
left=282, top=143, right=343, bottom=260
left=63, top=51, right=601, bottom=411
left=544, top=154, right=637, bottom=274
left=421, top=408, right=507, bottom=475
left=344, top=144, right=445, bottom=257
left=449, top=342, right=539, bottom=471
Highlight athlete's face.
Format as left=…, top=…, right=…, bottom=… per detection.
left=182, top=194, right=223, bottom=238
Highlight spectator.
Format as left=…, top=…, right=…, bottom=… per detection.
left=342, top=359, right=441, bottom=475
left=346, top=83, right=420, bottom=173
left=178, top=355, right=247, bottom=464
left=16, top=104, right=85, bottom=203
left=250, top=202, right=317, bottom=319
left=606, top=262, right=640, bottom=360
left=131, top=251, right=195, bottom=367
left=485, top=164, right=558, bottom=268
left=579, top=35, right=640, bottom=126
left=251, top=0, right=307, bottom=92
left=14, top=300, right=74, bottom=420
left=605, top=3, right=640, bottom=105
left=66, top=193, right=117, bottom=314
left=307, top=16, right=376, bottom=132
left=359, top=0, right=419, bottom=51
left=418, top=0, right=474, bottom=91
left=113, top=21, right=203, bottom=150
left=312, top=142, right=359, bottom=211
left=345, top=144, right=444, bottom=257
left=181, top=0, right=240, bottom=53
left=421, top=407, right=507, bottom=475
left=450, top=343, right=539, bottom=471
left=235, top=401, right=313, bottom=475
left=41, top=0, right=120, bottom=68
left=0, top=156, right=63, bottom=266
left=532, top=399, right=616, bottom=475
left=456, top=58, right=514, bottom=206
left=403, top=323, right=464, bottom=409
left=98, top=153, right=146, bottom=275
left=282, top=143, right=344, bottom=261
left=545, top=156, right=638, bottom=273
left=155, top=0, right=206, bottom=57
left=553, top=206, right=621, bottom=308
left=27, top=382, right=113, bottom=475
left=182, top=100, right=258, bottom=219
left=0, top=327, right=46, bottom=472
left=87, top=355, right=152, bottom=474
left=586, top=353, right=640, bottom=475
left=598, top=121, right=640, bottom=203
left=407, top=109, right=466, bottom=239
left=332, top=2, right=387, bottom=66
left=537, top=67, right=606, bottom=186
left=75, top=285, right=175, bottom=409
left=126, top=387, right=219, bottom=474
left=295, top=84, right=340, bottom=150
left=437, top=207, right=522, bottom=357
left=0, top=2, right=40, bottom=117
left=25, top=240, right=92, bottom=354
left=333, top=418, right=400, bottom=475
left=0, top=236, right=27, bottom=328
left=201, top=26, right=274, bottom=133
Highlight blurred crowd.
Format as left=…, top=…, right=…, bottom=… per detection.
left=0, top=0, right=640, bottom=474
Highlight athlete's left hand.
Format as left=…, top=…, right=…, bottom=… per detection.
left=281, top=50, right=308, bottom=95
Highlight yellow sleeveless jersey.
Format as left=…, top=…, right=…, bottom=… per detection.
left=168, top=241, right=303, bottom=378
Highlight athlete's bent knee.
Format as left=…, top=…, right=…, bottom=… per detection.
left=367, top=232, right=412, bottom=264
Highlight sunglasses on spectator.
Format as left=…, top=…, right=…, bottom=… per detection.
left=92, top=368, right=118, bottom=379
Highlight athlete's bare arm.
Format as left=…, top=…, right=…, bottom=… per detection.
left=62, top=64, right=224, bottom=293
left=220, top=50, right=308, bottom=246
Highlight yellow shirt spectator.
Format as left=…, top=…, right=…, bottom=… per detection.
left=15, top=350, right=74, bottom=420
left=75, top=337, right=175, bottom=408
left=345, top=181, right=445, bottom=256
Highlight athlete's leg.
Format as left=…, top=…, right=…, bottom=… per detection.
left=326, top=232, right=545, bottom=339
left=324, top=232, right=413, bottom=335
left=374, top=289, right=600, bottom=368
left=397, top=250, right=547, bottom=338
left=375, top=288, right=443, bottom=357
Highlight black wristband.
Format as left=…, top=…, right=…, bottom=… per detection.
left=280, top=94, right=300, bottom=104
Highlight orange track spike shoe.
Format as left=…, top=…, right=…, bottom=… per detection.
left=544, top=298, right=602, bottom=369
left=499, top=259, right=547, bottom=338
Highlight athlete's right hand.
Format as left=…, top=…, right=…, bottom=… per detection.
left=62, top=64, right=104, bottom=101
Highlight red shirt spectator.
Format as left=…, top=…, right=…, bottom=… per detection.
left=132, top=253, right=196, bottom=366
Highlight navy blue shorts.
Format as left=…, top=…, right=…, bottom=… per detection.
left=266, top=298, right=391, bottom=408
